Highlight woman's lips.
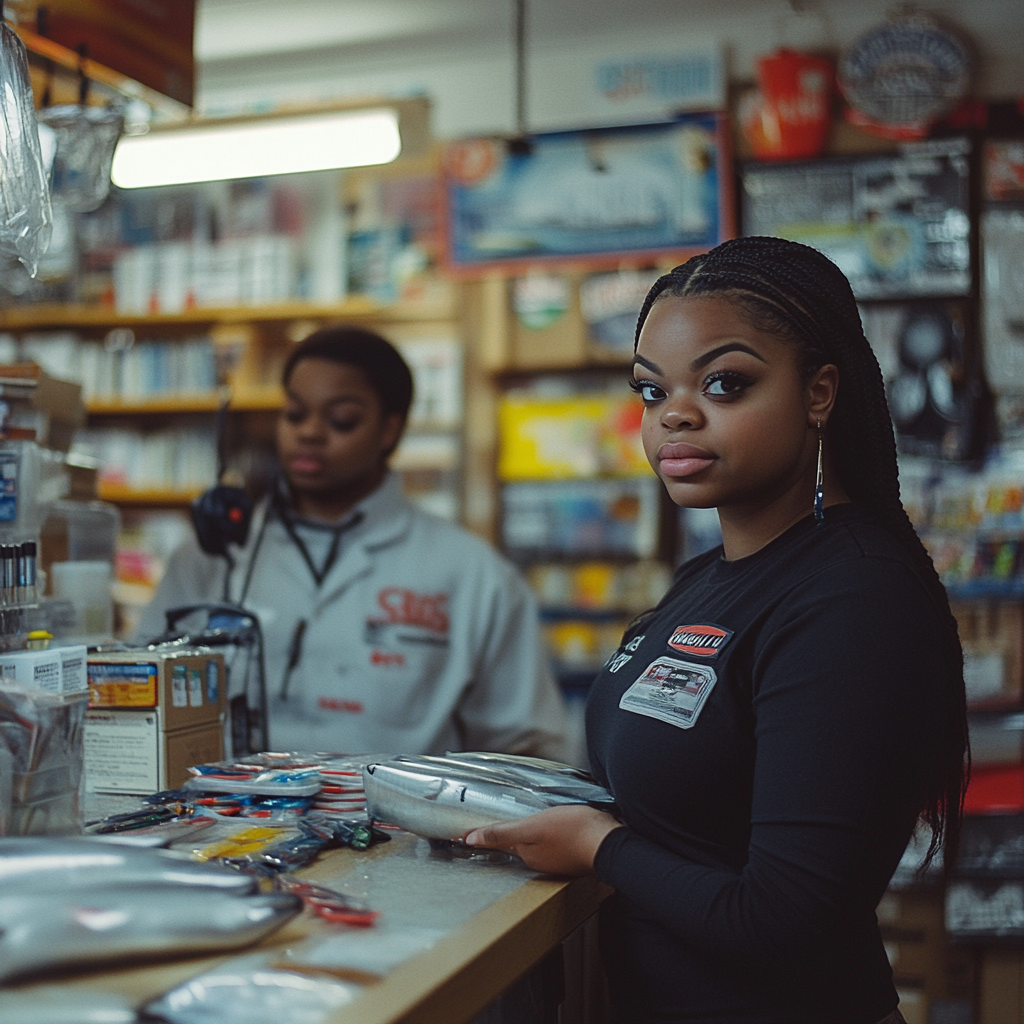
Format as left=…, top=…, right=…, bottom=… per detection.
left=657, top=442, right=716, bottom=478
left=289, top=455, right=325, bottom=475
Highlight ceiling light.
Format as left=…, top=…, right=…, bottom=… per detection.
left=111, top=108, right=401, bottom=189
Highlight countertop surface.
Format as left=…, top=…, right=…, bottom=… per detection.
left=2, top=823, right=609, bottom=1024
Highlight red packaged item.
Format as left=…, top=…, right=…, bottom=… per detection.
left=742, top=49, right=834, bottom=161
left=963, top=765, right=1024, bottom=815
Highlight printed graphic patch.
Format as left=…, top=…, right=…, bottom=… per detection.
left=667, top=623, right=732, bottom=658
left=619, top=656, right=717, bottom=730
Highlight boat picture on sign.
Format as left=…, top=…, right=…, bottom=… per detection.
left=444, top=113, right=731, bottom=272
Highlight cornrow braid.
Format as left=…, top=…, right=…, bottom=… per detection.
left=636, top=236, right=967, bottom=870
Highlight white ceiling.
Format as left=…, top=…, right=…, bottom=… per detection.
left=194, top=0, right=1024, bottom=137
left=195, top=0, right=764, bottom=62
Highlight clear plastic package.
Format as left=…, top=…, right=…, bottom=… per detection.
left=36, top=104, right=123, bottom=214
left=0, top=20, right=52, bottom=275
left=0, top=685, right=86, bottom=836
left=143, top=965, right=357, bottom=1024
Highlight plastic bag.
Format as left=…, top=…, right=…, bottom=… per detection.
left=0, top=20, right=51, bottom=275
left=144, top=966, right=357, bottom=1024
left=37, top=104, right=123, bottom=213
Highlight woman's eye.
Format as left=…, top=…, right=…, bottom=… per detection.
left=284, top=408, right=304, bottom=424
left=330, top=419, right=360, bottom=433
left=703, top=372, right=753, bottom=397
left=629, top=378, right=666, bottom=404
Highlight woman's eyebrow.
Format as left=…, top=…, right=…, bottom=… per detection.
left=325, top=395, right=367, bottom=408
left=633, top=354, right=663, bottom=375
left=690, top=342, right=767, bottom=371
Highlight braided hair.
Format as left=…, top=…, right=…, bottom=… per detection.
left=636, top=235, right=967, bottom=869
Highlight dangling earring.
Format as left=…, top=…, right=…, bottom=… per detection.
left=814, top=419, right=824, bottom=523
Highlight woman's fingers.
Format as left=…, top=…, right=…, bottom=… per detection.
left=461, top=805, right=623, bottom=876
left=464, top=822, right=522, bottom=849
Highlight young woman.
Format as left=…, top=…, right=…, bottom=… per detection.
left=139, top=326, right=566, bottom=759
left=466, top=237, right=968, bottom=1024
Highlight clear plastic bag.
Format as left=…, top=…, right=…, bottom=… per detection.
left=37, top=104, right=123, bottom=213
left=144, top=966, right=357, bottom=1024
left=0, top=19, right=52, bottom=275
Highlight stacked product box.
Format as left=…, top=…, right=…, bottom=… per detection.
left=84, top=648, right=226, bottom=796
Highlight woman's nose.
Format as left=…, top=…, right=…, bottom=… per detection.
left=662, top=394, right=704, bottom=431
left=294, top=415, right=327, bottom=441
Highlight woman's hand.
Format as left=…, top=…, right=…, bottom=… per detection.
left=464, top=804, right=623, bottom=876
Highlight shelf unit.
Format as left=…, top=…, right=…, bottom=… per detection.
left=96, top=484, right=203, bottom=506
left=86, top=389, right=285, bottom=416
left=1, top=292, right=465, bottom=505
left=0, top=295, right=457, bottom=331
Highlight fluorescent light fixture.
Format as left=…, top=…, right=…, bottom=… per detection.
left=111, top=108, right=401, bottom=188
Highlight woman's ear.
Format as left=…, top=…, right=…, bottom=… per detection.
left=380, top=413, right=406, bottom=460
left=807, top=364, right=839, bottom=428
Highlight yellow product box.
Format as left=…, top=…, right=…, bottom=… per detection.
left=87, top=649, right=226, bottom=731
left=498, top=393, right=647, bottom=480
left=83, top=709, right=224, bottom=795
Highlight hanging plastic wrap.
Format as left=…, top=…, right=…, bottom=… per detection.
left=0, top=18, right=52, bottom=275
left=37, top=104, right=123, bottom=213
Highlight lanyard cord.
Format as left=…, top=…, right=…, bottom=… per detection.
left=279, top=509, right=365, bottom=587
left=233, top=489, right=365, bottom=605
left=275, top=510, right=363, bottom=700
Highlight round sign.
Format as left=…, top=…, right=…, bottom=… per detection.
left=839, top=13, right=971, bottom=132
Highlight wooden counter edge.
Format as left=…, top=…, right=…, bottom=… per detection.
left=325, top=873, right=612, bottom=1024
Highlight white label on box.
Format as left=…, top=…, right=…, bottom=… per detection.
left=33, top=659, right=61, bottom=694
left=84, top=710, right=159, bottom=793
left=188, top=667, right=203, bottom=708
left=206, top=661, right=219, bottom=703
left=171, top=665, right=187, bottom=707
left=60, top=645, right=88, bottom=695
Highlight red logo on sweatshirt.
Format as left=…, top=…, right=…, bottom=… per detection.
left=667, top=623, right=732, bottom=657
left=374, top=588, right=449, bottom=634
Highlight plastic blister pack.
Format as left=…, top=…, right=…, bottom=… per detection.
left=185, top=759, right=322, bottom=797
left=143, top=965, right=357, bottom=1024
left=0, top=19, right=52, bottom=275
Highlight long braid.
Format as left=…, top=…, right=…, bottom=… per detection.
left=636, top=236, right=968, bottom=869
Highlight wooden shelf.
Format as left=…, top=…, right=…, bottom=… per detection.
left=87, top=389, right=285, bottom=415
left=97, top=483, right=203, bottom=505
left=15, top=25, right=190, bottom=121
left=0, top=296, right=457, bottom=331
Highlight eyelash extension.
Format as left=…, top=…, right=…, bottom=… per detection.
left=703, top=369, right=755, bottom=394
left=627, top=375, right=643, bottom=393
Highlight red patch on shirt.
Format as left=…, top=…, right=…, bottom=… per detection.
left=667, top=623, right=733, bottom=657
left=318, top=697, right=364, bottom=713
left=371, top=649, right=406, bottom=667
left=374, top=588, right=449, bottom=634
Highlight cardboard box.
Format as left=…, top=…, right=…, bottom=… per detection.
left=84, top=709, right=223, bottom=795
left=87, top=649, right=225, bottom=730
left=953, top=600, right=1024, bottom=707
left=879, top=889, right=975, bottom=1014
left=980, top=947, right=1024, bottom=1024
left=0, top=363, right=85, bottom=452
left=511, top=273, right=587, bottom=368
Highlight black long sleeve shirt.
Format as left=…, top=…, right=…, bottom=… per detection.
left=587, top=504, right=949, bottom=1023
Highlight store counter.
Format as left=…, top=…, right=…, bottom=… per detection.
left=5, top=830, right=610, bottom=1024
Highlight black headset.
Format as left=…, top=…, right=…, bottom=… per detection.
left=191, top=399, right=254, bottom=559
